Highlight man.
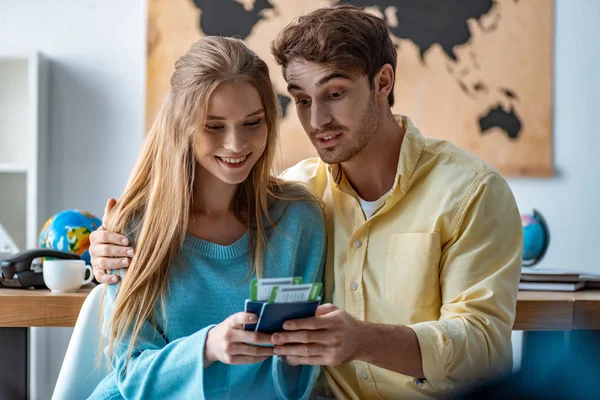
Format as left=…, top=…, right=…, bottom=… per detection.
left=90, top=5, right=522, bottom=399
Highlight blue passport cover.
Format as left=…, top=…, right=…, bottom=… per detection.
left=243, top=299, right=264, bottom=331
left=255, top=299, right=321, bottom=333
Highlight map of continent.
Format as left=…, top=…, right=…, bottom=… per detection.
left=147, top=0, right=553, bottom=176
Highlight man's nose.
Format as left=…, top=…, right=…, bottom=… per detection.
left=310, top=100, right=333, bottom=131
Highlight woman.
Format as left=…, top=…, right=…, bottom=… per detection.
left=89, top=36, right=326, bottom=400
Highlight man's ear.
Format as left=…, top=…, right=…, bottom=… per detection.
left=374, top=64, right=394, bottom=102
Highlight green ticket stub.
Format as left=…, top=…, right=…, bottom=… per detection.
left=267, top=282, right=323, bottom=303
left=250, top=276, right=303, bottom=301
left=308, top=282, right=322, bottom=301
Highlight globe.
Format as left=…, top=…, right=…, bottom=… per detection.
left=38, top=210, right=102, bottom=264
left=521, top=209, right=550, bottom=266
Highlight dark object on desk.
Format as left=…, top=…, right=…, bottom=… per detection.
left=0, top=249, right=80, bottom=289
left=450, top=330, right=600, bottom=400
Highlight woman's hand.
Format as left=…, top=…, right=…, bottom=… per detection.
left=204, top=312, right=274, bottom=367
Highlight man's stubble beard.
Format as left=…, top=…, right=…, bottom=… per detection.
left=317, top=96, right=380, bottom=165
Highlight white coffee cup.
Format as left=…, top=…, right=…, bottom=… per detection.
left=43, top=259, right=94, bottom=293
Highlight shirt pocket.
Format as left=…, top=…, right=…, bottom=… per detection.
left=384, top=232, right=441, bottom=308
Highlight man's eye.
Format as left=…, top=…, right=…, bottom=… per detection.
left=296, top=99, right=311, bottom=106
left=331, top=90, right=345, bottom=99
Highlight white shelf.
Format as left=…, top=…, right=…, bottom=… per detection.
left=0, top=163, right=28, bottom=173
left=0, top=51, right=49, bottom=400
left=0, top=58, right=30, bottom=165
left=0, top=51, right=48, bottom=250
left=0, top=172, right=27, bottom=250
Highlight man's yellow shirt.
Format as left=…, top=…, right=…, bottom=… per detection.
left=281, top=116, right=523, bottom=399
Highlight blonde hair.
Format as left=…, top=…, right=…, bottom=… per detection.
left=103, top=36, right=317, bottom=368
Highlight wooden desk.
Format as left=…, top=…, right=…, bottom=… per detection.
left=0, top=287, right=598, bottom=330
left=0, top=285, right=94, bottom=327
left=0, top=287, right=596, bottom=398
left=514, top=290, right=600, bottom=331
left=0, top=287, right=598, bottom=331
left=0, top=285, right=94, bottom=399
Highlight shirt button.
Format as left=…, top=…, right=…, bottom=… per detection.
left=350, top=282, right=358, bottom=291
left=354, top=240, right=362, bottom=248
left=360, top=371, right=368, bottom=379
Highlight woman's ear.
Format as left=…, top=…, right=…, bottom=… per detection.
left=374, top=64, right=394, bottom=102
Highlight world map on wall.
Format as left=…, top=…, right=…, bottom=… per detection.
left=192, top=0, right=522, bottom=140
left=148, top=0, right=552, bottom=176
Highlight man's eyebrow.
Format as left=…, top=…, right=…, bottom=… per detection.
left=316, top=72, right=353, bottom=87
left=206, top=108, right=264, bottom=120
left=287, top=82, right=303, bottom=92
left=287, top=72, right=354, bottom=92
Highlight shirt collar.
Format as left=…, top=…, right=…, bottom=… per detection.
left=393, top=115, right=426, bottom=194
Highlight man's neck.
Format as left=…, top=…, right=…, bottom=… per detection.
left=341, top=113, right=405, bottom=201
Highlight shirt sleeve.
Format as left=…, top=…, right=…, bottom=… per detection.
left=409, top=172, right=523, bottom=391
left=271, top=200, right=327, bottom=399
left=103, top=279, right=216, bottom=400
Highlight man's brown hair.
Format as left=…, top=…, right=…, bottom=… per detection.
left=271, top=4, right=397, bottom=106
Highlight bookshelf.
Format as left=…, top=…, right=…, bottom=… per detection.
left=0, top=51, right=48, bottom=251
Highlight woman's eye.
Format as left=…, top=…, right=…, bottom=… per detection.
left=205, top=125, right=223, bottom=131
left=244, top=119, right=261, bottom=127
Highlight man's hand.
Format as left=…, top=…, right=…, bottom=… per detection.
left=270, top=303, right=365, bottom=366
left=89, top=198, right=135, bottom=284
left=204, top=312, right=274, bottom=368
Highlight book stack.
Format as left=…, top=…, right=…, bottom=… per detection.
left=520, top=268, right=600, bottom=292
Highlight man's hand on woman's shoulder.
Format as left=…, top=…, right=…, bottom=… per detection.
left=89, top=198, right=135, bottom=284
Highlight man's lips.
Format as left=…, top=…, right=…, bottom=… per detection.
left=315, top=132, right=342, bottom=140
left=314, top=132, right=343, bottom=148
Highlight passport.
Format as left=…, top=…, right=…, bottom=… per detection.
left=243, top=298, right=321, bottom=333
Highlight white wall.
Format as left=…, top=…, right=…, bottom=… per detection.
left=0, top=0, right=146, bottom=398
left=508, top=0, right=600, bottom=373
left=0, top=0, right=146, bottom=218
left=508, top=0, right=600, bottom=274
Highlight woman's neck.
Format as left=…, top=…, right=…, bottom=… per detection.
left=188, top=165, right=247, bottom=246
left=191, top=165, right=238, bottom=217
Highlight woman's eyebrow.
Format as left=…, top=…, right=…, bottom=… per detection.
left=206, top=108, right=265, bottom=120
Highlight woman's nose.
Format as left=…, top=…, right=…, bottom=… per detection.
left=223, top=128, right=247, bottom=153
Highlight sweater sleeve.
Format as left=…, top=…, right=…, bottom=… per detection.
left=271, top=200, right=327, bottom=399
left=103, top=277, right=216, bottom=400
